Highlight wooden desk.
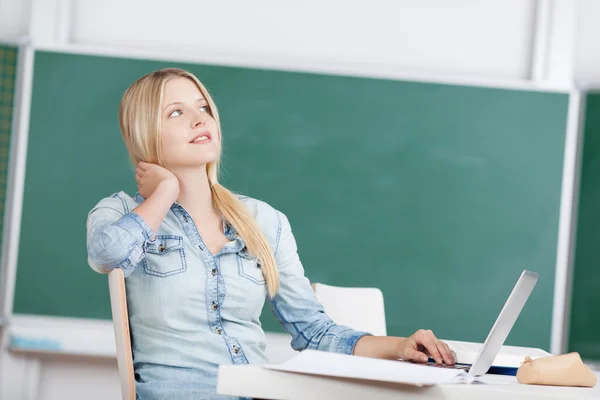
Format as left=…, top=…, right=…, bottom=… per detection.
left=218, top=364, right=600, bottom=400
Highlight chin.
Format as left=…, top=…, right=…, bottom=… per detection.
left=197, top=152, right=219, bottom=165
left=165, top=148, right=220, bottom=169
left=176, top=155, right=219, bottom=168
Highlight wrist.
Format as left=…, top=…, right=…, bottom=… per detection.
left=157, top=179, right=179, bottom=203
left=395, top=337, right=408, bottom=360
left=353, top=336, right=406, bottom=360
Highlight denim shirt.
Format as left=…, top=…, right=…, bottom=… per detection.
left=86, top=191, right=371, bottom=400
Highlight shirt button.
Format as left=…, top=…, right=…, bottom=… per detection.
left=233, top=346, right=239, bottom=354
left=212, top=302, right=218, bottom=311
left=216, top=327, right=222, bottom=335
left=183, top=216, right=188, bottom=222
left=211, top=268, right=217, bottom=276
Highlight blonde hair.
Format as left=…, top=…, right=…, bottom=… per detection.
left=119, top=68, right=279, bottom=297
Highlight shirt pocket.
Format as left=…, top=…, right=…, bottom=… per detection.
left=237, top=248, right=265, bottom=285
left=142, top=235, right=187, bottom=277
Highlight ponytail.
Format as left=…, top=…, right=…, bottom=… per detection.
left=210, top=183, right=279, bottom=298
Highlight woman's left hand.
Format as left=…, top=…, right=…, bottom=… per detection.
left=353, top=330, right=455, bottom=365
left=397, top=329, right=455, bottom=365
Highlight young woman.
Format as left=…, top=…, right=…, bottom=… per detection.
left=86, top=68, right=455, bottom=399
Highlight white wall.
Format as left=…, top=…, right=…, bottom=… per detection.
left=38, top=358, right=121, bottom=400
left=67, top=0, right=537, bottom=80
left=575, top=0, right=600, bottom=87
left=0, top=0, right=31, bottom=40
left=5, top=0, right=600, bottom=85
left=0, top=1, right=595, bottom=399
left=1, top=352, right=121, bottom=400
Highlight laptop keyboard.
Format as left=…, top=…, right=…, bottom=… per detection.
left=425, top=360, right=470, bottom=371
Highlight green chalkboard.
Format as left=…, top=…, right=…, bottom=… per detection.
left=0, top=45, right=17, bottom=270
left=569, top=92, right=600, bottom=360
left=13, top=51, right=569, bottom=350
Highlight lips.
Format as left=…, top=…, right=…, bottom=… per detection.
left=189, top=132, right=212, bottom=143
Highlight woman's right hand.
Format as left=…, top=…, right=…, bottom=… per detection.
left=135, top=161, right=179, bottom=202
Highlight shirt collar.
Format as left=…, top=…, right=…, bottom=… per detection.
left=134, top=192, right=239, bottom=239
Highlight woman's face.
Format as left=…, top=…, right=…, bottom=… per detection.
left=159, top=77, right=220, bottom=170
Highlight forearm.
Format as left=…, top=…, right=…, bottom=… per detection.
left=353, top=336, right=407, bottom=360
left=132, top=181, right=178, bottom=234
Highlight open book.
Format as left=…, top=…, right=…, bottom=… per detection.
left=264, top=343, right=552, bottom=387
left=444, top=340, right=552, bottom=368
left=265, top=349, right=469, bottom=387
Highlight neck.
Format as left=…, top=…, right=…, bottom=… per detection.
left=172, top=166, right=216, bottom=219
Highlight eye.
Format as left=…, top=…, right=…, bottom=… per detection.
left=169, top=109, right=182, bottom=118
left=199, top=105, right=209, bottom=113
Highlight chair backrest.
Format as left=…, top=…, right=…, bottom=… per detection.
left=108, top=268, right=136, bottom=400
left=312, top=283, right=387, bottom=336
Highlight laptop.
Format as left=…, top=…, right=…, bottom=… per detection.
left=424, top=270, right=540, bottom=376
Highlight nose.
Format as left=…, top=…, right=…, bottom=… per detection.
left=191, top=111, right=206, bottom=128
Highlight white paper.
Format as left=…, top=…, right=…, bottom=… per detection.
left=264, top=350, right=467, bottom=387
left=468, top=374, right=515, bottom=385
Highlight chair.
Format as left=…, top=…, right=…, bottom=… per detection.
left=312, top=283, right=387, bottom=336
left=108, top=268, right=136, bottom=400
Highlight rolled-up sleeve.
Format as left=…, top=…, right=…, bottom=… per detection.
left=267, top=211, right=372, bottom=355
left=86, top=195, right=154, bottom=276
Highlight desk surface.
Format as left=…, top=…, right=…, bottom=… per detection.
left=218, top=364, right=600, bottom=400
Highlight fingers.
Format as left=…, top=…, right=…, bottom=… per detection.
left=402, top=345, right=429, bottom=363
left=424, top=330, right=455, bottom=365
left=137, top=161, right=149, bottom=171
left=415, top=330, right=443, bottom=364
left=135, top=163, right=146, bottom=181
left=438, top=339, right=455, bottom=366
